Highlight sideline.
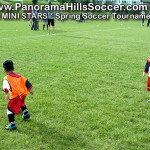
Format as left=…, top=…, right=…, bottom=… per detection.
left=0, top=27, right=126, bottom=40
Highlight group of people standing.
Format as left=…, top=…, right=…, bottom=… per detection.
left=28, top=2, right=55, bottom=35
left=141, top=10, right=150, bottom=27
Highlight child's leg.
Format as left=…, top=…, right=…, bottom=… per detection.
left=48, top=25, right=50, bottom=34
left=147, top=19, right=150, bottom=27
left=8, top=114, right=15, bottom=126
left=37, top=21, right=39, bottom=30
left=31, top=21, right=34, bottom=30
left=43, top=23, right=45, bottom=30
left=142, top=18, right=144, bottom=26
left=21, top=96, right=30, bottom=120
left=52, top=19, right=55, bottom=34
left=6, top=108, right=16, bottom=130
left=52, top=26, right=55, bottom=34
left=21, top=105, right=29, bottom=115
left=30, top=20, right=32, bottom=26
left=21, top=106, right=30, bottom=120
left=48, top=19, right=50, bottom=34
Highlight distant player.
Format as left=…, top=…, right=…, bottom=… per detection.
left=79, top=13, right=85, bottom=23
left=42, top=10, right=48, bottom=30
left=141, top=11, right=145, bottom=27
left=3, top=60, right=33, bottom=130
left=28, top=10, right=32, bottom=26
left=47, top=2, right=55, bottom=35
left=31, top=10, right=38, bottom=30
left=143, top=57, right=150, bottom=102
left=147, top=11, right=150, bottom=27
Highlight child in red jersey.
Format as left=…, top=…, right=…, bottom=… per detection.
left=3, top=60, right=33, bottom=130
left=143, top=57, right=150, bottom=102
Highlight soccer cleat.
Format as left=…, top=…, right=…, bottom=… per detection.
left=52, top=33, right=55, bottom=35
left=5, top=125, right=16, bottom=130
left=147, top=100, right=150, bottom=103
left=22, top=113, right=30, bottom=120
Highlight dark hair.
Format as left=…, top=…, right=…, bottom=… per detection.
left=3, top=60, right=14, bottom=71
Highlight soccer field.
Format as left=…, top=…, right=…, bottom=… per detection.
left=0, top=19, right=150, bottom=150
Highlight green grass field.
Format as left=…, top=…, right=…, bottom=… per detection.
left=0, top=18, right=150, bottom=150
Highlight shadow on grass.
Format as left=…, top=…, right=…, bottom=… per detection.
left=16, top=116, right=88, bottom=149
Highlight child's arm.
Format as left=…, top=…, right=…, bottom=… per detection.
left=143, top=60, right=149, bottom=76
left=3, top=79, right=10, bottom=100
left=28, top=89, right=33, bottom=95
left=26, top=80, right=33, bottom=95
left=4, top=91, right=10, bottom=100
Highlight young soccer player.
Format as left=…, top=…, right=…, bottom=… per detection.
left=42, top=10, right=48, bottom=30
left=3, top=60, right=33, bottom=130
left=143, top=57, right=150, bottom=102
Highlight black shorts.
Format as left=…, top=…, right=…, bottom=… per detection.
left=48, top=19, right=54, bottom=26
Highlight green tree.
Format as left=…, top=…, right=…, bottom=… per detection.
left=58, top=0, right=66, bottom=4
left=32, top=0, right=38, bottom=5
